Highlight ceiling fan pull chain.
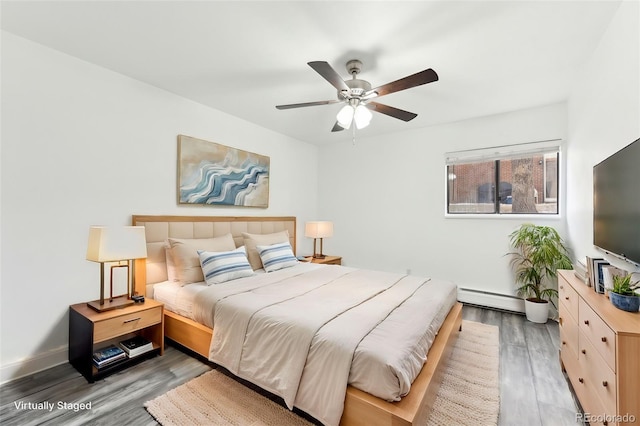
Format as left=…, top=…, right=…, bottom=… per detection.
left=352, top=124, right=357, bottom=145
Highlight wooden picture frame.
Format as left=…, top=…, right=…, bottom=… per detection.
left=177, top=135, right=270, bottom=207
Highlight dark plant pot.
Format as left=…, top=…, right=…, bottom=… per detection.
left=609, top=292, right=640, bottom=313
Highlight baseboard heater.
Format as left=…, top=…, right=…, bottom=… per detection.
left=457, top=287, right=525, bottom=313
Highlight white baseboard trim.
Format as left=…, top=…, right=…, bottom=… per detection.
left=0, top=345, right=68, bottom=385
left=458, top=287, right=525, bottom=313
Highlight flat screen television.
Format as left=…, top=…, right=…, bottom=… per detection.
left=593, top=138, right=640, bottom=266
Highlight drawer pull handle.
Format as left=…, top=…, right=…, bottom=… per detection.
left=601, top=337, right=607, bottom=342
left=581, top=349, right=586, bottom=354
left=578, top=377, right=584, bottom=383
left=565, top=296, right=569, bottom=300
left=584, top=320, right=589, bottom=325
left=123, top=317, right=141, bottom=324
left=602, top=381, right=608, bottom=387
left=562, top=341, right=566, bottom=345
left=603, top=421, right=608, bottom=426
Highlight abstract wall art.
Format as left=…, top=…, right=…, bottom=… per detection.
left=177, top=135, right=270, bottom=207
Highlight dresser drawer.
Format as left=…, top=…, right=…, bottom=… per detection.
left=94, top=306, right=162, bottom=343
left=567, top=355, right=617, bottom=426
left=579, top=334, right=617, bottom=416
left=579, top=298, right=616, bottom=371
left=564, top=354, right=589, bottom=412
left=559, top=277, right=579, bottom=321
left=559, top=306, right=579, bottom=358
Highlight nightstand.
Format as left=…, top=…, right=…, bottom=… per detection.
left=305, top=255, right=342, bottom=265
left=69, top=299, right=164, bottom=382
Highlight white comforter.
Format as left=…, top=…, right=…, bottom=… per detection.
left=194, top=263, right=457, bottom=426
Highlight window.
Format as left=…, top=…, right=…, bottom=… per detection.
left=446, top=141, right=560, bottom=215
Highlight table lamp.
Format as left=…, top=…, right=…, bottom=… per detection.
left=86, top=226, right=147, bottom=312
left=305, top=221, right=333, bottom=259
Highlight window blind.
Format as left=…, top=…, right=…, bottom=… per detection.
left=445, top=139, right=562, bottom=165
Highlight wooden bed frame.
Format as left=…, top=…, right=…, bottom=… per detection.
left=132, top=215, right=462, bottom=426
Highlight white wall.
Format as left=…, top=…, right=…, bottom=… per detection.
left=318, top=103, right=567, bottom=304
left=566, top=0, right=639, bottom=273
left=0, top=32, right=318, bottom=382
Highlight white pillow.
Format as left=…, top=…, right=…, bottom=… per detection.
left=167, top=234, right=236, bottom=285
left=242, top=231, right=290, bottom=270
left=198, top=246, right=255, bottom=285
left=165, top=245, right=178, bottom=282
left=256, top=242, right=298, bottom=273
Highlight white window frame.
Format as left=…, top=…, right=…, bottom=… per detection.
left=444, top=139, right=562, bottom=218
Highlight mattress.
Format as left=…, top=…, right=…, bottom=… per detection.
left=152, top=269, right=267, bottom=319
left=154, top=262, right=457, bottom=426
left=152, top=280, right=208, bottom=320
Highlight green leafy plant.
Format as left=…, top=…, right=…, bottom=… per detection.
left=508, top=223, right=573, bottom=305
left=609, top=275, right=640, bottom=297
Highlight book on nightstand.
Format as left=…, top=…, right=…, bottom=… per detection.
left=93, top=345, right=126, bottom=369
left=119, top=336, right=154, bottom=358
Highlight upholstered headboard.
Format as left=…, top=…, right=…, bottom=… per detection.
left=132, top=215, right=296, bottom=297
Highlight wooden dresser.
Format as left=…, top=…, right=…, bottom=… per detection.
left=558, top=269, right=640, bottom=426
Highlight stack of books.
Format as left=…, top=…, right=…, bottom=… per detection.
left=119, top=336, right=153, bottom=358
left=573, top=259, right=587, bottom=284
left=93, top=345, right=126, bottom=369
left=585, top=256, right=610, bottom=294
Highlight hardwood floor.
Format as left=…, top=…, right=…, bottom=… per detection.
left=462, top=305, right=581, bottom=426
left=0, top=305, right=581, bottom=425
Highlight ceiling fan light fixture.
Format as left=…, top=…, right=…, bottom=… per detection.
left=354, top=104, right=372, bottom=129
left=277, top=60, right=438, bottom=133
left=336, top=104, right=354, bottom=129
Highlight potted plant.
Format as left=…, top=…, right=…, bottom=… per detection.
left=608, top=274, right=640, bottom=312
left=508, top=223, right=573, bottom=323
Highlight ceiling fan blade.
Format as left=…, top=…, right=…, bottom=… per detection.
left=276, top=100, right=340, bottom=110
left=367, top=102, right=418, bottom=122
left=365, top=68, right=438, bottom=98
left=308, top=61, right=350, bottom=92
left=331, top=122, right=345, bottom=132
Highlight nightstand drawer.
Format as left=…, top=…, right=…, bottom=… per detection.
left=94, top=307, right=162, bottom=343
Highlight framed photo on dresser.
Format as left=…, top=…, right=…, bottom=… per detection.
left=591, top=258, right=609, bottom=294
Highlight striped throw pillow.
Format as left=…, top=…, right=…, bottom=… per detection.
left=256, top=242, right=298, bottom=273
left=198, top=246, right=255, bottom=285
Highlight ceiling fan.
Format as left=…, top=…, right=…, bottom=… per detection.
left=276, top=59, right=438, bottom=132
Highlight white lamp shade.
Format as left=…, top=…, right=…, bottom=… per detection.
left=353, top=105, right=372, bottom=129
left=336, top=105, right=354, bottom=129
left=305, top=221, right=334, bottom=239
left=86, top=226, right=148, bottom=262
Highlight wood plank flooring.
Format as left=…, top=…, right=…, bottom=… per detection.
left=462, top=305, right=581, bottom=426
left=0, top=305, right=582, bottom=425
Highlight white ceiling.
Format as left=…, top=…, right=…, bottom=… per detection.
left=1, top=1, right=621, bottom=145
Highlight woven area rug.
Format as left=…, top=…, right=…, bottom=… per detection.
left=426, top=320, right=500, bottom=426
left=145, top=320, right=499, bottom=426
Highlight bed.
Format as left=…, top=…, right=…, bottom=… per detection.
left=132, top=215, right=463, bottom=426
